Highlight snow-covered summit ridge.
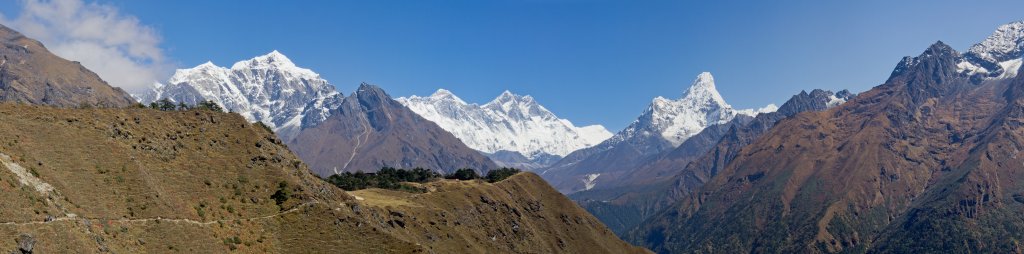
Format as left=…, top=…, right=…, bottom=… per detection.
left=954, top=21, right=1024, bottom=79
left=737, top=104, right=779, bottom=116
left=620, top=72, right=772, bottom=147
left=682, top=72, right=726, bottom=106
left=968, top=21, right=1024, bottom=64
left=138, top=50, right=342, bottom=141
left=397, top=89, right=612, bottom=159
left=229, top=50, right=320, bottom=79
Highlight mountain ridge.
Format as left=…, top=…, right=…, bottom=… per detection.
left=574, top=88, right=853, bottom=235
left=137, top=51, right=342, bottom=141
left=541, top=72, right=776, bottom=194
left=0, top=24, right=136, bottom=108
left=398, top=89, right=612, bottom=169
left=630, top=21, right=1024, bottom=253
left=289, top=83, right=499, bottom=176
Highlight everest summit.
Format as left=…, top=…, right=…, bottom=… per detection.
left=398, top=90, right=612, bottom=170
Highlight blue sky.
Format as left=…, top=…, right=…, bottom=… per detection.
left=2, top=0, right=1023, bottom=131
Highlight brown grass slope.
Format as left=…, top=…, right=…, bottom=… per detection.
left=0, top=104, right=378, bottom=253
left=631, top=42, right=1024, bottom=253
left=0, top=104, right=638, bottom=253
left=0, top=24, right=135, bottom=108
left=349, top=172, right=649, bottom=254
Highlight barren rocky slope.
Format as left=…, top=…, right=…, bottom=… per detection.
left=575, top=89, right=851, bottom=235
left=632, top=41, right=1024, bottom=253
left=290, top=84, right=498, bottom=176
left=0, top=24, right=135, bottom=108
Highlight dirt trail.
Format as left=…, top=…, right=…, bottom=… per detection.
left=0, top=202, right=320, bottom=227
left=0, top=151, right=322, bottom=227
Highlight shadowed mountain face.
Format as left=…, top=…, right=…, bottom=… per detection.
left=289, top=84, right=498, bottom=176
left=660, top=89, right=854, bottom=202
left=0, top=25, right=135, bottom=108
left=631, top=40, right=1024, bottom=253
left=573, top=89, right=852, bottom=235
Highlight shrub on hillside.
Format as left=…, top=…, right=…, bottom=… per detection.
left=255, top=121, right=274, bottom=134
left=196, top=100, right=224, bottom=112
left=326, top=167, right=441, bottom=192
left=151, top=98, right=177, bottom=111
left=445, top=168, right=481, bottom=180
left=146, top=98, right=225, bottom=113
left=271, top=181, right=291, bottom=209
left=485, top=167, right=521, bottom=183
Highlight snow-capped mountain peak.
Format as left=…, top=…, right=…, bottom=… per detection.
left=653, top=72, right=736, bottom=146
left=426, top=88, right=467, bottom=104
left=138, top=51, right=343, bottom=141
left=967, top=21, right=1024, bottom=64
left=682, top=72, right=727, bottom=106
left=196, top=61, right=219, bottom=69
left=431, top=88, right=455, bottom=97
left=959, top=21, right=1024, bottom=79
left=236, top=50, right=293, bottom=67
left=483, top=90, right=549, bottom=119
left=496, top=90, right=516, bottom=100
left=229, top=50, right=320, bottom=80
left=612, top=72, right=771, bottom=148
left=168, top=61, right=229, bottom=84
left=397, top=89, right=613, bottom=164
left=489, top=90, right=537, bottom=107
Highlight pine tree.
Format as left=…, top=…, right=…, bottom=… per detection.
left=156, top=98, right=176, bottom=111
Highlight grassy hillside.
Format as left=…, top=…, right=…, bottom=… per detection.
left=0, top=104, right=643, bottom=253
left=349, top=172, right=648, bottom=253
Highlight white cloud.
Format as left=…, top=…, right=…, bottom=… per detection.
left=1, top=0, right=171, bottom=92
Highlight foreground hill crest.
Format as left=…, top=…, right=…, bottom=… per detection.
left=0, top=104, right=643, bottom=253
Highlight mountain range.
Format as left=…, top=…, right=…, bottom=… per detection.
left=137, top=52, right=791, bottom=186
left=398, top=90, right=612, bottom=170
left=289, top=84, right=499, bottom=176
left=137, top=51, right=342, bottom=141
left=575, top=88, right=853, bottom=235
left=108, top=16, right=1024, bottom=254
left=0, top=23, right=645, bottom=253
left=139, top=51, right=623, bottom=175
left=540, top=72, right=777, bottom=193
left=629, top=21, right=1024, bottom=253
left=136, top=52, right=501, bottom=175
